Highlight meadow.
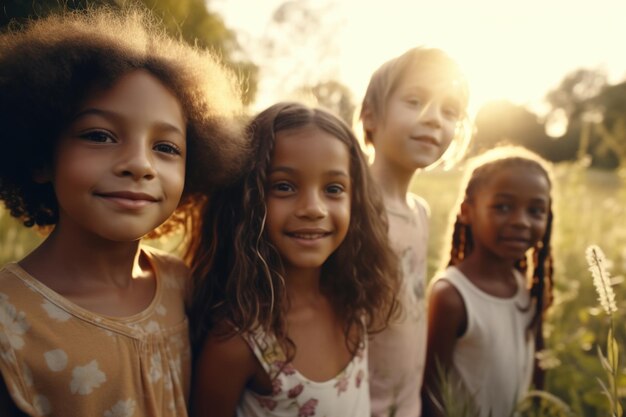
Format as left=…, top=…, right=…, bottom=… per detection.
left=1, top=161, right=624, bottom=416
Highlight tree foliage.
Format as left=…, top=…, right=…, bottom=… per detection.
left=0, top=0, right=258, bottom=104
left=473, top=68, right=626, bottom=170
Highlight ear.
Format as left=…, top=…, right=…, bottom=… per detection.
left=459, top=200, right=472, bottom=225
left=361, top=105, right=377, bottom=133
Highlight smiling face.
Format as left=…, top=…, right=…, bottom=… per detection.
left=365, top=65, right=463, bottom=173
left=51, top=70, right=186, bottom=242
left=461, top=164, right=551, bottom=263
left=265, top=125, right=351, bottom=274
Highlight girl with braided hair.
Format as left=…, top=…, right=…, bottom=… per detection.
left=422, top=146, right=555, bottom=417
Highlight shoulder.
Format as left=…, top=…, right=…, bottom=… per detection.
left=427, top=269, right=468, bottom=338
left=428, top=275, right=465, bottom=314
left=407, top=193, right=431, bottom=218
left=142, top=246, right=190, bottom=284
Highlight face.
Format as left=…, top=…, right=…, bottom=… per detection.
left=366, top=66, right=463, bottom=172
left=51, top=70, right=186, bottom=242
left=265, top=125, right=351, bottom=274
left=461, top=165, right=551, bottom=263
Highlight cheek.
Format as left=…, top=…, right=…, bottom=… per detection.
left=161, top=161, right=186, bottom=198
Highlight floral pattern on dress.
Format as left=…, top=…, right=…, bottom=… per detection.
left=104, top=398, right=137, bottom=417
left=70, top=360, right=107, bottom=395
left=238, top=328, right=369, bottom=416
left=298, top=398, right=318, bottom=417
left=0, top=293, right=29, bottom=350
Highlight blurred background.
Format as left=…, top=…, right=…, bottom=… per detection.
left=2, top=1, right=626, bottom=415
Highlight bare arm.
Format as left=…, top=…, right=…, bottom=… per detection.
left=421, top=279, right=467, bottom=417
left=191, top=332, right=260, bottom=417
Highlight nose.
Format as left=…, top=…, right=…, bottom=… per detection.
left=419, top=101, right=442, bottom=129
left=114, top=138, right=157, bottom=180
left=511, top=209, right=531, bottom=228
left=295, top=190, right=327, bottom=219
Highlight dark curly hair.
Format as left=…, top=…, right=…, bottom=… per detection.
left=0, top=7, right=247, bottom=235
left=187, top=102, right=400, bottom=360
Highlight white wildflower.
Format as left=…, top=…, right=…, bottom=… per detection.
left=586, top=245, right=617, bottom=315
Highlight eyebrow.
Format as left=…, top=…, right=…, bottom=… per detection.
left=268, top=166, right=350, bottom=177
left=493, top=192, right=549, bottom=202
left=72, top=108, right=185, bottom=135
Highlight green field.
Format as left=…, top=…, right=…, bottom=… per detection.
left=1, top=162, right=625, bottom=415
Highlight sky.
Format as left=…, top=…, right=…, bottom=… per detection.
left=211, top=0, right=626, bottom=117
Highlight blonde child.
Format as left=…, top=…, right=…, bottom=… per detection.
left=187, top=102, right=400, bottom=417
left=423, top=146, right=554, bottom=417
left=357, top=47, right=471, bottom=417
left=0, top=8, right=246, bottom=417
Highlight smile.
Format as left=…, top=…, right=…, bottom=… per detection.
left=286, top=231, right=331, bottom=240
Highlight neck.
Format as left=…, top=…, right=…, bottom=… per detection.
left=20, top=226, right=143, bottom=289
left=370, top=157, right=416, bottom=205
left=284, top=265, right=324, bottom=305
left=460, top=250, right=517, bottom=281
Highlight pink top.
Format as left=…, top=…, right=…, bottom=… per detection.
left=368, top=195, right=429, bottom=417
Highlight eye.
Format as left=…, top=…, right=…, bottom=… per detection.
left=79, top=130, right=115, bottom=143
left=493, top=203, right=511, bottom=213
left=154, top=142, right=182, bottom=156
left=443, top=105, right=461, bottom=120
left=270, top=181, right=295, bottom=195
left=405, top=97, right=421, bottom=107
left=529, top=206, right=547, bottom=218
left=325, top=183, right=346, bottom=196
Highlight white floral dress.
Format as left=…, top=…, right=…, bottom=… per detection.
left=0, top=246, right=191, bottom=417
left=236, top=327, right=370, bottom=417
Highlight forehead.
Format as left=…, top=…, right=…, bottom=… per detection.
left=478, top=165, right=550, bottom=201
left=78, top=70, right=185, bottom=127
left=271, top=125, right=350, bottom=171
left=395, top=64, right=465, bottom=100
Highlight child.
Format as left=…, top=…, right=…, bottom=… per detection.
left=422, top=146, right=554, bottom=417
left=357, top=47, right=471, bottom=417
left=0, top=8, right=246, bottom=417
left=187, top=102, right=400, bottom=417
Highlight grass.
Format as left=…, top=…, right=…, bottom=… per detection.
left=1, top=163, right=624, bottom=415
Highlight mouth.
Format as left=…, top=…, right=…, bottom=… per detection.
left=95, top=191, right=159, bottom=209
left=285, top=230, right=332, bottom=240
left=500, top=236, right=531, bottom=248
left=410, top=135, right=439, bottom=147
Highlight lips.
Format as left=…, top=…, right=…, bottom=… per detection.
left=286, top=229, right=331, bottom=240
left=95, top=190, right=159, bottom=209
left=410, top=135, right=439, bottom=146
left=499, top=236, right=531, bottom=248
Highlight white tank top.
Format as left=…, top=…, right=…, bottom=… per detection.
left=437, top=266, right=535, bottom=417
left=236, top=327, right=370, bottom=417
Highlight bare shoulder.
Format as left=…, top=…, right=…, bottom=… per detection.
left=428, top=278, right=465, bottom=313
left=427, top=276, right=468, bottom=338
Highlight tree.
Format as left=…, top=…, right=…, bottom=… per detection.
left=0, top=0, right=258, bottom=104
left=294, top=80, right=356, bottom=126
left=472, top=100, right=576, bottom=162
left=545, top=68, right=625, bottom=169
